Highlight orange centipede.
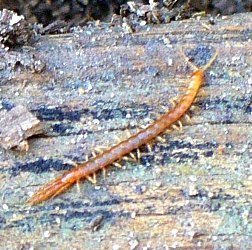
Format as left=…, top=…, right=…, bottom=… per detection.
left=28, top=50, right=217, bottom=205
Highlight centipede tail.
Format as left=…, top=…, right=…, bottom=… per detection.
left=28, top=52, right=217, bottom=205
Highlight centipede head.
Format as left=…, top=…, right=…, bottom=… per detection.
left=191, top=69, right=205, bottom=80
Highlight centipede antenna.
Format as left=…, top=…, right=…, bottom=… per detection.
left=179, top=47, right=199, bottom=71
left=202, top=52, right=218, bottom=71
left=180, top=47, right=218, bottom=72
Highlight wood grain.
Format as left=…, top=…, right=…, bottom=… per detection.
left=0, top=12, right=251, bottom=249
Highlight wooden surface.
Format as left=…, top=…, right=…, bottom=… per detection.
left=0, top=12, right=251, bottom=249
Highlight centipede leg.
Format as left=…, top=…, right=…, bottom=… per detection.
left=64, top=159, right=78, bottom=167
left=146, top=143, right=152, bottom=152
left=112, top=162, right=122, bottom=168
left=76, top=180, right=81, bottom=193
left=184, top=114, right=191, bottom=123
left=129, top=152, right=137, bottom=161
left=156, top=136, right=166, bottom=143
left=137, top=148, right=141, bottom=162
left=177, top=120, right=183, bottom=130
left=102, top=168, right=107, bottom=178
left=172, top=124, right=180, bottom=131
left=86, top=174, right=97, bottom=184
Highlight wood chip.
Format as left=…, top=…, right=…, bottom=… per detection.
left=0, top=105, right=43, bottom=150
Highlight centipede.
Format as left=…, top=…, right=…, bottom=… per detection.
left=27, top=49, right=217, bottom=205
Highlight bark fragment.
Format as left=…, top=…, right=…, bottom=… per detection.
left=0, top=105, right=43, bottom=150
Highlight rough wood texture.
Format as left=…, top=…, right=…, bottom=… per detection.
left=0, top=105, right=42, bottom=150
left=0, top=13, right=251, bottom=249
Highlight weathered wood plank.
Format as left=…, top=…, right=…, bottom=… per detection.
left=0, top=12, right=251, bottom=249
